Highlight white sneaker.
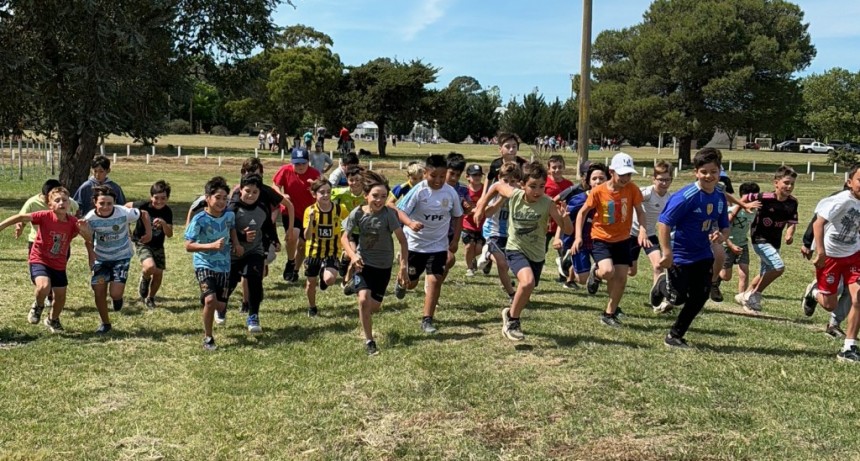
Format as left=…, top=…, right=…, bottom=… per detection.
left=214, top=309, right=227, bottom=325
left=734, top=293, right=745, bottom=306
left=45, top=297, right=53, bottom=309
left=555, top=257, right=565, bottom=277
left=476, top=246, right=490, bottom=271
left=654, top=300, right=674, bottom=314
left=466, top=269, right=476, bottom=277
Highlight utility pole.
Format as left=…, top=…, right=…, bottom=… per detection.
left=576, top=0, right=593, bottom=171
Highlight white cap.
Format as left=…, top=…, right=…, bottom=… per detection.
left=609, top=152, right=636, bottom=176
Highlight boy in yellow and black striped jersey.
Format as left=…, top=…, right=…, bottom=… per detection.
left=304, top=178, right=349, bottom=317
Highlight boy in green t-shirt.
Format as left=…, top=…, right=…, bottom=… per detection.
left=476, top=161, right=571, bottom=341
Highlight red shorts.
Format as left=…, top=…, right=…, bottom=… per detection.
left=816, top=253, right=860, bottom=295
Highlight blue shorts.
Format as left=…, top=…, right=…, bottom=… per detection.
left=30, top=263, right=68, bottom=288
left=752, top=243, right=784, bottom=274
left=505, top=251, right=544, bottom=287
left=572, top=250, right=592, bottom=275
left=91, top=259, right=131, bottom=285
left=487, top=236, right=508, bottom=255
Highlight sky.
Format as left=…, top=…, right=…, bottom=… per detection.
left=272, top=0, right=860, bottom=104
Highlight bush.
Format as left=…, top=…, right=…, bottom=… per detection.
left=210, top=125, right=231, bottom=136
left=827, top=148, right=858, bottom=168
left=166, top=118, right=191, bottom=134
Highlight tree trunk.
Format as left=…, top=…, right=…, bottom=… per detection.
left=376, top=119, right=386, bottom=157
left=678, top=135, right=693, bottom=168
left=59, top=131, right=99, bottom=193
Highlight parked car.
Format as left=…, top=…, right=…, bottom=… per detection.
left=775, top=141, right=801, bottom=152
left=800, top=141, right=835, bottom=154
left=744, top=142, right=760, bottom=150
left=842, top=143, right=860, bottom=154
left=828, top=140, right=846, bottom=149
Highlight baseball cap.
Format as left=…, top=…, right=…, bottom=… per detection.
left=466, top=164, right=484, bottom=176
left=609, top=153, right=636, bottom=176
left=291, top=147, right=309, bottom=164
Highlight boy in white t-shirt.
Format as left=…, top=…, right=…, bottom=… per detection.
left=803, top=164, right=860, bottom=362
left=628, top=161, right=672, bottom=285
left=395, top=154, right=464, bottom=334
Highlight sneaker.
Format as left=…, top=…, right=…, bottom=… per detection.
left=555, top=257, right=565, bottom=278
left=203, top=336, right=217, bottom=351
left=748, top=291, right=763, bottom=311
left=343, top=278, right=357, bottom=296
left=802, top=281, right=817, bottom=317
left=837, top=345, right=860, bottom=363
left=394, top=282, right=407, bottom=300
left=246, top=314, right=262, bottom=333
left=366, top=340, right=379, bottom=356
left=476, top=246, right=490, bottom=271
left=95, top=323, right=112, bottom=335
left=466, top=268, right=476, bottom=277
left=586, top=264, right=601, bottom=295
left=741, top=291, right=761, bottom=312
left=420, top=317, right=438, bottom=334
left=28, top=303, right=44, bottom=324
left=650, top=273, right=666, bottom=308
left=144, top=297, right=156, bottom=310
left=482, top=259, right=493, bottom=275
left=709, top=285, right=723, bottom=303
left=307, top=306, right=319, bottom=318
left=138, top=275, right=150, bottom=300
left=599, top=312, right=621, bottom=327
left=501, top=307, right=525, bottom=341
left=733, top=293, right=745, bottom=306
left=664, top=334, right=690, bottom=349
left=44, top=297, right=53, bottom=309
left=825, top=324, right=846, bottom=338
left=654, top=300, right=674, bottom=314
left=43, top=317, right=64, bottom=333
left=215, top=309, right=227, bottom=325
left=563, top=281, right=579, bottom=290
left=615, top=307, right=625, bottom=319
left=282, top=260, right=296, bottom=282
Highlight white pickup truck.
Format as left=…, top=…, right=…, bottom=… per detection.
left=800, top=141, right=834, bottom=154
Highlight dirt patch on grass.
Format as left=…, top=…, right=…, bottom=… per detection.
left=77, top=392, right=133, bottom=417
left=547, top=433, right=683, bottom=461
left=115, top=435, right=179, bottom=461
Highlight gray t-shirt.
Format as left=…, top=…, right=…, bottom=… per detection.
left=310, top=152, right=333, bottom=173
left=342, top=206, right=401, bottom=269
left=231, top=201, right=268, bottom=256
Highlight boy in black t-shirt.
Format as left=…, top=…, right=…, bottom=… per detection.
left=132, top=180, right=174, bottom=309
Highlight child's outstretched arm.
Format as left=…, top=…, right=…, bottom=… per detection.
left=548, top=204, right=571, bottom=250
left=785, top=223, right=797, bottom=245
left=138, top=210, right=153, bottom=244
left=475, top=183, right=505, bottom=223
left=0, top=213, right=32, bottom=232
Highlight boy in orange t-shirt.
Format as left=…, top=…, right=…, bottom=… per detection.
left=573, top=153, right=647, bottom=326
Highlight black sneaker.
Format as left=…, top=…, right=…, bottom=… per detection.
left=802, top=281, right=817, bottom=317
left=826, top=324, right=846, bottom=338
left=282, top=260, right=296, bottom=282
left=307, top=306, right=319, bottom=318
left=615, top=307, right=625, bottom=319
left=28, top=303, right=44, bottom=324
left=343, top=278, right=357, bottom=296
left=44, top=317, right=64, bottom=333
left=95, top=323, right=112, bottom=335
left=144, top=297, right=156, bottom=310
left=650, top=273, right=666, bottom=308
left=586, top=264, right=600, bottom=295
left=203, top=336, right=217, bottom=351
left=366, top=340, right=379, bottom=356
left=482, top=259, right=493, bottom=275
left=319, top=277, right=329, bottom=291
left=394, top=282, right=407, bottom=300
left=112, top=298, right=124, bottom=312
left=420, top=317, right=438, bottom=334
left=664, top=334, right=690, bottom=349
left=599, top=312, right=621, bottom=327
left=837, top=345, right=860, bottom=363
left=138, top=275, right=150, bottom=300
left=563, top=281, right=579, bottom=290
left=709, top=285, right=723, bottom=303
left=215, top=308, right=227, bottom=325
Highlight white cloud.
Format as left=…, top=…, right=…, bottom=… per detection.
left=402, top=0, right=450, bottom=41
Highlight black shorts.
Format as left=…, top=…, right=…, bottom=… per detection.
left=663, top=259, right=713, bottom=306
left=461, top=229, right=485, bottom=245
left=407, top=251, right=447, bottom=281
left=354, top=265, right=392, bottom=303
left=195, top=268, right=230, bottom=304
left=231, top=253, right=265, bottom=279
left=592, top=238, right=633, bottom=266
left=304, top=256, right=339, bottom=277
left=281, top=214, right=305, bottom=239
left=630, top=235, right=660, bottom=261
left=29, top=263, right=68, bottom=288
left=505, top=251, right=544, bottom=287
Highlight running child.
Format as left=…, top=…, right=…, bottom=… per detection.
left=714, top=182, right=758, bottom=305
left=341, top=170, right=409, bottom=355
left=572, top=153, right=647, bottom=326
left=545, top=155, right=573, bottom=255
left=475, top=163, right=522, bottom=298
left=73, top=154, right=126, bottom=216
left=444, top=152, right=470, bottom=276
left=83, top=185, right=151, bottom=334
left=556, top=163, right=608, bottom=290
left=800, top=164, right=860, bottom=362
left=738, top=166, right=798, bottom=312
left=304, top=178, right=349, bottom=317
left=273, top=147, right=320, bottom=282
left=476, top=161, right=572, bottom=341
left=389, top=162, right=424, bottom=205
left=310, top=142, right=334, bottom=175
left=0, top=187, right=90, bottom=332
left=462, top=164, right=485, bottom=276
left=132, top=180, right=173, bottom=309
left=185, top=177, right=242, bottom=350
left=328, top=152, right=359, bottom=188
left=484, top=132, right=527, bottom=195
left=628, top=161, right=673, bottom=284
left=395, top=154, right=464, bottom=334
left=650, top=147, right=730, bottom=348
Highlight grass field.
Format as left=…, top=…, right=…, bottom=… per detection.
left=0, top=145, right=857, bottom=460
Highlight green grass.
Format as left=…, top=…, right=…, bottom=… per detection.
left=0, top=148, right=857, bottom=460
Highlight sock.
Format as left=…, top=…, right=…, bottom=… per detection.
left=843, top=339, right=856, bottom=352
left=112, top=299, right=124, bottom=311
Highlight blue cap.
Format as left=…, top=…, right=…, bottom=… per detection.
left=291, top=147, right=309, bottom=164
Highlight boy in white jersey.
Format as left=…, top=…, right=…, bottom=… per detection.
left=629, top=161, right=673, bottom=285
left=395, top=154, right=464, bottom=334
left=83, top=185, right=151, bottom=334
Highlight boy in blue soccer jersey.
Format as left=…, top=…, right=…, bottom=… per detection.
left=185, top=177, right=243, bottom=351
left=651, top=148, right=730, bottom=348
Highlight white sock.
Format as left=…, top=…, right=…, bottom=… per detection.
left=843, top=339, right=857, bottom=352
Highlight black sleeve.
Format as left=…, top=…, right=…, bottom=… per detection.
left=262, top=184, right=282, bottom=211
left=721, top=176, right=734, bottom=194
left=802, top=213, right=816, bottom=249
left=164, top=206, right=174, bottom=225
left=261, top=207, right=280, bottom=246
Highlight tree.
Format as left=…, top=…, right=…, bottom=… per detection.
left=591, top=0, right=814, bottom=165
left=0, top=0, right=289, bottom=191
left=802, top=68, right=860, bottom=142
left=500, top=90, right=546, bottom=143
left=435, top=76, right=501, bottom=143
left=343, top=58, right=437, bottom=156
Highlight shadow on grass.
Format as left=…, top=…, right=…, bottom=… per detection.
left=707, top=307, right=809, bottom=325
left=0, top=329, right=40, bottom=347
left=229, top=320, right=355, bottom=347
left=539, top=333, right=643, bottom=349
left=695, top=342, right=833, bottom=359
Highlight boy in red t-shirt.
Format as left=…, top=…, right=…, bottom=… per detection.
left=461, top=164, right=485, bottom=276
left=0, top=187, right=91, bottom=332
left=545, top=155, right=573, bottom=260
left=272, top=147, right=321, bottom=282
